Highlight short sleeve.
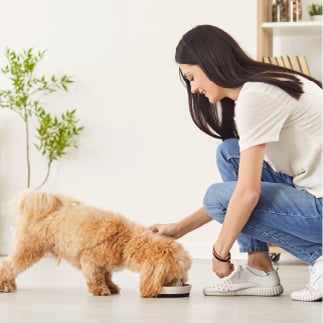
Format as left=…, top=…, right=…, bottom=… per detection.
left=235, top=83, right=291, bottom=152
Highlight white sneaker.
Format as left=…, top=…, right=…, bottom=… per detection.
left=203, top=265, right=283, bottom=296
left=291, top=255, right=322, bottom=302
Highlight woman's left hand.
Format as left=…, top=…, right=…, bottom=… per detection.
left=212, top=258, right=234, bottom=278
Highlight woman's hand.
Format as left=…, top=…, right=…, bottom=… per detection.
left=149, top=223, right=183, bottom=239
left=149, top=207, right=212, bottom=240
left=212, top=258, right=234, bottom=278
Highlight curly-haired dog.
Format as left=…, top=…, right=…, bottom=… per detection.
left=0, top=191, right=191, bottom=297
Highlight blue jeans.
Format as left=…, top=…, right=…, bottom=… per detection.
left=203, top=138, right=322, bottom=265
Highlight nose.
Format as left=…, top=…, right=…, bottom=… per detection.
left=190, top=82, right=198, bottom=94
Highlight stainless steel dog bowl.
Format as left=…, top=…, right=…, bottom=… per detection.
left=157, top=284, right=192, bottom=298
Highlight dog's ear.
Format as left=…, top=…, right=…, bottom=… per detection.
left=176, top=248, right=192, bottom=272
left=174, top=249, right=192, bottom=284
left=139, top=262, right=169, bottom=297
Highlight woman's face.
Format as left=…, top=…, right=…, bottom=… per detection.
left=179, top=64, right=226, bottom=104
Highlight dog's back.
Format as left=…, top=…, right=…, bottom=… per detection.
left=13, top=191, right=135, bottom=265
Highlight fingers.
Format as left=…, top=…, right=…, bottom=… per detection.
left=212, top=259, right=234, bottom=278
left=147, top=223, right=180, bottom=238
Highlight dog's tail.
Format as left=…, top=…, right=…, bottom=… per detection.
left=13, top=190, right=80, bottom=221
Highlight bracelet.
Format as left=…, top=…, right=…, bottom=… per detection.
left=212, top=248, right=231, bottom=263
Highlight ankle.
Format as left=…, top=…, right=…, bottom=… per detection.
left=247, top=252, right=274, bottom=273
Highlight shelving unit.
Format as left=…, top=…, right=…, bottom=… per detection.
left=262, top=21, right=322, bottom=34
left=257, top=0, right=322, bottom=59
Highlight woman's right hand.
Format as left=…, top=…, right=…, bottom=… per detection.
left=149, top=223, right=183, bottom=239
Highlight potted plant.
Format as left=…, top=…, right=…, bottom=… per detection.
left=0, top=48, right=84, bottom=190
left=308, top=3, right=323, bottom=21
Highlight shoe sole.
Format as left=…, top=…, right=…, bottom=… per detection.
left=203, top=284, right=283, bottom=297
left=291, top=293, right=322, bottom=302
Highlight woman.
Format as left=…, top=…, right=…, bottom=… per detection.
left=150, top=25, right=322, bottom=302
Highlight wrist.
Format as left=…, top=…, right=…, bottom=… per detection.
left=173, top=222, right=185, bottom=238
left=212, top=246, right=231, bottom=263
left=176, top=220, right=191, bottom=238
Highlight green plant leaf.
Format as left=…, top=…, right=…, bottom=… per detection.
left=0, top=47, right=84, bottom=189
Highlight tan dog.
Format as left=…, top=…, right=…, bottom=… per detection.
left=0, top=191, right=191, bottom=297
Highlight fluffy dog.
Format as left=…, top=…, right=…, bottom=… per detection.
left=0, top=191, right=191, bottom=297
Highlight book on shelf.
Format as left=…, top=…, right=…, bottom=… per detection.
left=274, top=56, right=285, bottom=67
left=262, top=55, right=311, bottom=76
left=296, top=56, right=310, bottom=75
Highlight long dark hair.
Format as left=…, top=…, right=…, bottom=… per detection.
left=175, top=25, right=322, bottom=140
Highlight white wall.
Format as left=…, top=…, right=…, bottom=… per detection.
left=0, top=0, right=257, bottom=259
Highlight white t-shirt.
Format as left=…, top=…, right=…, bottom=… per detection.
left=235, top=77, right=322, bottom=198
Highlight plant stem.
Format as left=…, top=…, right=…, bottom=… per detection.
left=35, top=159, right=52, bottom=190
left=23, top=106, right=31, bottom=188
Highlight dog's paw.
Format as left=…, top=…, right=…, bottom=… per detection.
left=9, top=279, right=17, bottom=291
left=107, top=282, right=120, bottom=294
left=88, top=285, right=112, bottom=296
left=0, top=279, right=17, bottom=293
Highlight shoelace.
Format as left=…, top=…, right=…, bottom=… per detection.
left=304, top=283, right=318, bottom=293
left=310, top=265, right=322, bottom=286
left=310, top=265, right=315, bottom=275
left=306, top=264, right=322, bottom=292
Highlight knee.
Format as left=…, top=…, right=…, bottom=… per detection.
left=203, top=183, right=232, bottom=224
left=216, top=138, right=240, bottom=165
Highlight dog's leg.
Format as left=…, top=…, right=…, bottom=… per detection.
left=0, top=259, right=17, bottom=293
left=0, top=240, right=45, bottom=292
left=104, top=271, right=120, bottom=294
left=80, top=255, right=111, bottom=296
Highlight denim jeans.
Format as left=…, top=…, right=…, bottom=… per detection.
left=203, top=138, right=322, bottom=264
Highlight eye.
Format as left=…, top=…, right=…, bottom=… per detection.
left=184, top=73, right=194, bottom=82
left=186, top=76, right=194, bottom=83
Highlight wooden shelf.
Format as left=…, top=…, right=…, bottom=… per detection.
left=262, top=21, right=323, bottom=36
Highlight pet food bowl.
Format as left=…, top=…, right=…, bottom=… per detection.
left=157, top=283, right=192, bottom=298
